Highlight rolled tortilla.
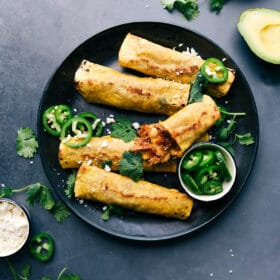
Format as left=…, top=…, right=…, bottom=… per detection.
left=74, top=60, right=190, bottom=115
left=59, top=135, right=177, bottom=172
left=160, top=95, right=221, bottom=152
left=75, top=164, right=193, bottom=220
left=133, top=95, right=220, bottom=165
left=118, top=33, right=235, bottom=98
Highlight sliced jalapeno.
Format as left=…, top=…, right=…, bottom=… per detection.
left=42, top=106, right=61, bottom=137
left=196, top=165, right=222, bottom=185
left=215, top=150, right=232, bottom=181
left=54, top=105, right=73, bottom=125
left=79, top=112, right=103, bottom=137
left=200, top=58, right=228, bottom=84
left=60, top=116, right=93, bottom=148
left=198, top=149, right=215, bottom=168
left=202, top=180, right=223, bottom=195
left=29, top=232, right=54, bottom=262
left=181, top=172, right=202, bottom=195
left=182, top=151, right=203, bottom=171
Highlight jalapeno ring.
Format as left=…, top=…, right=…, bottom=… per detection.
left=200, top=58, right=228, bottom=84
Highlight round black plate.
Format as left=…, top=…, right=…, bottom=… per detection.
left=37, top=22, right=259, bottom=241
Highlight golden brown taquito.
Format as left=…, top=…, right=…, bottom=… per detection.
left=118, top=33, right=235, bottom=98
left=75, top=164, right=193, bottom=220
left=160, top=95, right=221, bottom=152
left=59, top=135, right=177, bottom=172
left=74, top=60, right=190, bottom=115
left=133, top=95, right=220, bottom=165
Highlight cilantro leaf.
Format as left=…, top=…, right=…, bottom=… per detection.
left=235, top=133, right=255, bottom=145
left=217, top=117, right=236, bottom=141
left=57, top=267, right=81, bottom=280
left=51, top=201, right=71, bottom=223
left=18, top=264, right=31, bottom=280
left=210, top=0, right=225, bottom=13
left=26, top=183, right=55, bottom=210
left=161, top=0, right=199, bottom=21
left=188, top=72, right=207, bottom=104
left=111, top=117, right=138, bottom=142
left=65, top=170, right=77, bottom=199
left=101, top=204, right=124, bottom=221
left=119, top=152, right=143, bottom=182
left=0, top=186, right=13, bottom=198
left=16, top=127, right=38, bottom=158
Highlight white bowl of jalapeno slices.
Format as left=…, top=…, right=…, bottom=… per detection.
left=178, top=142, right=236, bottom=202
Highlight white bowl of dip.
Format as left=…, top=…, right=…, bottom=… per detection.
left=0, top=198, right=30, bottom=257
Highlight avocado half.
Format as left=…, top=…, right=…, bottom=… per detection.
left=237, top=8, right=280, bottom=64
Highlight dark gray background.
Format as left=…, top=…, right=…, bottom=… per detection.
left=0, top=0, right=279, bottom=279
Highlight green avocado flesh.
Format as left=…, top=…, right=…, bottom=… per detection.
left=237, top=8, right=280, bottom=64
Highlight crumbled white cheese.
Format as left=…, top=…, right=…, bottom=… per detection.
left=132, top=122, right=140, bottom=130
left=106, top=117, right=115, bottom=124
left=0, top=200, right=29, bottom=257
left=104, top=165, right=111, bottom=172
left=182, top=47, right=201, bottom=58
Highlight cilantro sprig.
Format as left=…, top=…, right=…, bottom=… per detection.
left=215, top=106, right=254, bottom=153
left=6, top=260, right=80, bottom=280
left=111, top=116, right=138, bottom=142
left=161, top=0, right=199, bottom=21
left=16, top=127, right=38, bottom=158
left=6, top=260, right=31, bottom=280
left=64, top=170, right=77, bottom=199
left=0, top=183, right=70, bottom=223
left=161, top=0, right=226, bottom=21
left=42, top=267, right=81, bottom=280
left=210, top=0, right=225, bottom=13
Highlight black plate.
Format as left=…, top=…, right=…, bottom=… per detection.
left=37, top=22, right=259, bottom=241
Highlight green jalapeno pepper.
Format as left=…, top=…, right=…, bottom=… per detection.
left=42, top=106, right=62, bottom=137
left=181, top=172, right=202, bottom=195
left=200, top=58, right=228, bottom=84
left=60, top=116, right=93, bottom=148
left=79, top=112, right=103, bottom=137
left=198, top=149, right=215, bottom=168
left=54, top=105, right=73, bottom=125
left=202, top=180, right=223, bottom=195
left=196, top=165, right=222, bottom=185
left=29, top=232, right=54, bottom=262
left=182, top=151, right=203, bottom=171
left=215, top=150, right=232, bottom=181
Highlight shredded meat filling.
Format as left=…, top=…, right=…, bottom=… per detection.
left=130, top=123, right=181, bottom=165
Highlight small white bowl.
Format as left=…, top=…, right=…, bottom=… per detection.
left=0, top=198, right=30, bottom=257
left=178, top=142, right=237, bottom=202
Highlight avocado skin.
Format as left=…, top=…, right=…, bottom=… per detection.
left=237, top=8, right=280, bottom=64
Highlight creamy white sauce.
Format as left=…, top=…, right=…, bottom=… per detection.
left=0, top=200, right=30, bottom=257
